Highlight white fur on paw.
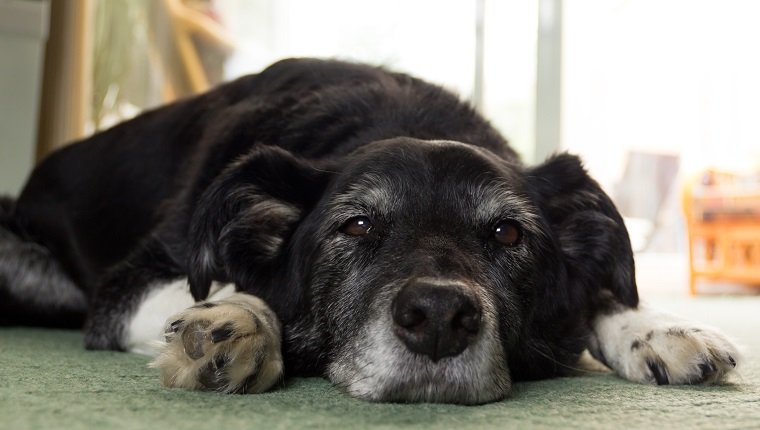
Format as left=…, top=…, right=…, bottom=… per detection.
left=149, top=293, right=283, bottom=394
left=591, top=307, right=741, bottom=385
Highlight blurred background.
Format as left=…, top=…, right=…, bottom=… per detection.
left=1, top=0, right=758, bottom=298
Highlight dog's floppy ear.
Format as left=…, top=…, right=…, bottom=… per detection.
left=527, top=153, right=638, bottom=307
left=187, top=145, right=332, bottom=301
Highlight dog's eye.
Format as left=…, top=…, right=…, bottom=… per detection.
left=340, top=216, right=373, bottom=236
left=494, top=220, right=521, bottom=247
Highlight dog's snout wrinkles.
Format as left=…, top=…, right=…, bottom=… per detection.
left=391, top=281, right=481, bottom=362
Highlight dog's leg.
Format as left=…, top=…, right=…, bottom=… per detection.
left=84, top=238, right=185, bottom=350
left=150, top=292, right=283, bottom=394
left=588, top=303, right=741, bottom=385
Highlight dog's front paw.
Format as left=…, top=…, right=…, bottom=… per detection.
left=592, top=308, right=741, bottom=385
left=150, top=293, right=283, bottom=393
left=621, top=325, right=740, bottom=385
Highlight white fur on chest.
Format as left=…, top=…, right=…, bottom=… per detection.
left=126, top=278, right=235, bottom=355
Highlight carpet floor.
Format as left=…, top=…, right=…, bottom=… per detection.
left=1, top=296, right=758, bottom=430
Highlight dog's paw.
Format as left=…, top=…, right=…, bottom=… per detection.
left=150, top=293, right=283, bottom=393
left=619, top=325, right=740, bottom=385
left=592, top=307, right=741, bottom=385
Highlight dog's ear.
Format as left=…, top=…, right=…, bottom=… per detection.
left=187, top=145, right=332, bottom=301
left=527, top=153, right=638, bottom=307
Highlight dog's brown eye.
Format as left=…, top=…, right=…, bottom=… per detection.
left=494, top=221, right=521, bottom=246
left=341, top=216, right=373, bottom=236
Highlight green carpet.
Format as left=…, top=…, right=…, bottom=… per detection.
left=1, top=297, right=758, bottom=430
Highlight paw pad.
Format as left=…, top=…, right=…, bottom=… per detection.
left=181, top=320, right=212, bottom=359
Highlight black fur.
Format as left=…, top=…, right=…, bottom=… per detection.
left=1, top=58, right=639, bottom=400
left=1, top=197, right=87, bottom=327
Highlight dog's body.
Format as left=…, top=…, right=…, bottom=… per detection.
left=0, top=58, right=740, bottom=404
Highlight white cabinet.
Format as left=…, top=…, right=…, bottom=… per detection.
left=0, top=0, right=49, bottom=195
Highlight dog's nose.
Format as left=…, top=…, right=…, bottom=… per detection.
left=391, top=280, right=481, bottom=362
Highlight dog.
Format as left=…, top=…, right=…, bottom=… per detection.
left=0, top=58, right=741, bottom=404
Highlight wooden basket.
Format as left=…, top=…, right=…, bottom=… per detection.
left=683, top=171, right=760, bottom=294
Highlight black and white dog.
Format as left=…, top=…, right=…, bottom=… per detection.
left=0, top=58, right=741, bottom=404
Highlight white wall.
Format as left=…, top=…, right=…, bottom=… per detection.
left=563, top=0, right=760, bottom=191
left=217, top=0, right=539, bottom=160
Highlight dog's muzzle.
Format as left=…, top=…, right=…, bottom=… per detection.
left=391, top=279, right=481, bottom=362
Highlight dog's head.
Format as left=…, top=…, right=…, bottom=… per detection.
left=188, top=137, right=637, bottom=404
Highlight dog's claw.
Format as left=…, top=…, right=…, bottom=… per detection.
left=698, top=360, right=717, bottom=381
left=211, top=323, right=235, bottom=343
left=728, top=355, right=736, bottom=368
left=647, top=359, right=669, bottom=385
left=168, top=319, right=184, bottom=332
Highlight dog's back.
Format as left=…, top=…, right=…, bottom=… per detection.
left=1, top=58, right=512, bottom=327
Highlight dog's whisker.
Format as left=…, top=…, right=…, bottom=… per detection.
left=526, top=342, right=609, bottom=376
